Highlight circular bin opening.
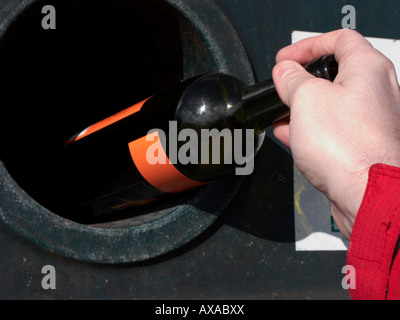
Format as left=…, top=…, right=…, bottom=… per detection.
left=0, top=0, right=255, bottom=263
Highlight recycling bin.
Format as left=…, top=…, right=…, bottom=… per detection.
left=0, top=0, right=398, bottom=300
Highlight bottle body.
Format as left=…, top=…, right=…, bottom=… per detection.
left=64, top=54, right=338, bottom=217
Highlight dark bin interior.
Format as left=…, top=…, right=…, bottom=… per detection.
left=0, top=0, right=255, bottom=264
left=0, top=0, right=217, bottom=224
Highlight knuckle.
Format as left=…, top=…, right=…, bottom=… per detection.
left=337, top=28, right=363, bottom=43
left=340, top=28, right=359, bottom=37
left=370, top=51, right=399, bottom=91
left=380, top=54, right=396, bottom=73
left=370, top=49, right=394, bottom=70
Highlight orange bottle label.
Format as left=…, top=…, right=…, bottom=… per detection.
left=66, top=98, right=149, bottom=145
left=128, top=131, right=205, bottom=193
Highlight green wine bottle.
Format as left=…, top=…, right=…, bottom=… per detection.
left=64, top=54, right=338, bottom=216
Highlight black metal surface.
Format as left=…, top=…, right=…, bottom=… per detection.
left=0, top=0, right=254, bottom=263
left=0, top=138, right=347, bottom=299
left=1, top=0, right=398, bottom=299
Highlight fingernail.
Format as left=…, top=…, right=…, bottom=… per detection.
left=276, top=61, right=299, bottom=79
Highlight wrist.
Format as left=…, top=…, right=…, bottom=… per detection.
left=326, top=161, right=370, bottom=239
left=329, top=162, right=400, bottom=239
left=342, top=166, right=370, bottom=221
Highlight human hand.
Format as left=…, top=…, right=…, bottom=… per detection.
left=272, top=29, right=400, bottom=239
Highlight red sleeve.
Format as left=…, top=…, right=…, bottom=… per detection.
left=347, top=163, right=400, bottom=300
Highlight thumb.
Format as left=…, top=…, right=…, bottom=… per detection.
left=272, top=60, right=316, bottom=108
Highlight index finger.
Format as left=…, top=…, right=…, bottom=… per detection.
left=276, top=29, right=373, bottom=65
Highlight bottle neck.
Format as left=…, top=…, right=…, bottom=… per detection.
left=240, top=54, right=339, bottom=131
left=241, top=79, right=289, bottom=131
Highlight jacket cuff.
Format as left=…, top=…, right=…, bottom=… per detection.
left=347, top=163, right=400, bottom=300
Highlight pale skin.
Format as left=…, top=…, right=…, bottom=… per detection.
left=272, top=29, right=400, bottom=240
